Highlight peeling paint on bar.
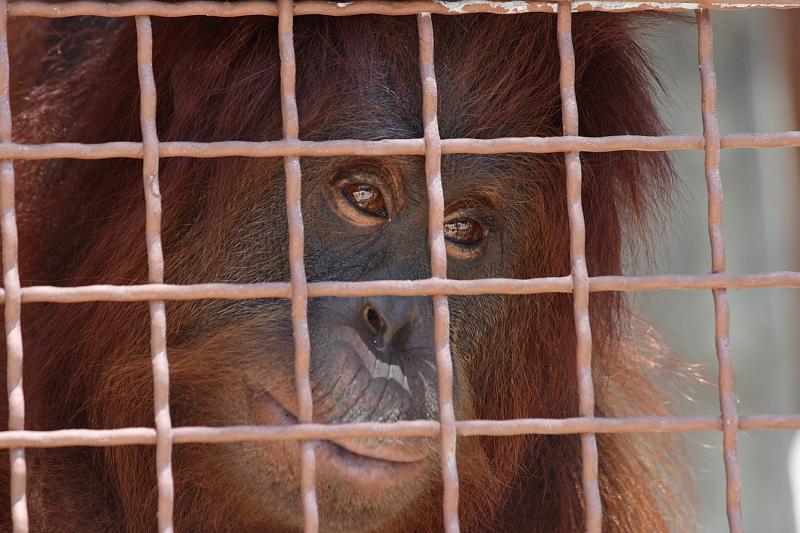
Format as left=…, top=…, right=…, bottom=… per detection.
left=572, top=1, right=799, bottom=9
left=434, top=0, right=536, bottom=13
left=427, top=0, right=800, bottom=12
left=574, top=1, right=699, bottom=9
left=5, top=0, right=800, bottom=18
left=715, top=2, right=798, bottom=6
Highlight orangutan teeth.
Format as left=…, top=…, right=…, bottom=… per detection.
left=371, top=358, right=410, bottom=392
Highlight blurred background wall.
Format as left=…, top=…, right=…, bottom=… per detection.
left=640, top=11, right=800, bottom=532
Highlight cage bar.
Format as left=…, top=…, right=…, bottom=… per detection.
left=6, top=0, right=800, bottom=18
left=135, top=15, right=176, bottom=533
left=0, top=1, right=27, bottom=531
left=0, top=413, right=798, bottom=450
left=277, top=0, right=320, bottom=531
left=417, top=12, right=461, bottom=532
left=0, top=130, right=800, bottom=161
left=0, top=271, right=797, bottom=306
left=696, top=10, right=744, bottom=533
left=556, top=2, right=602, bottom=531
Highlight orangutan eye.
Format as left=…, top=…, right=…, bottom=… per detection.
left=341, top=182, right=387, bottom=218
left=443, top=217, right=484, bottom=246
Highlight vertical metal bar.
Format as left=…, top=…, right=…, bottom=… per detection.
left=0, top=1, right=27, bottom=531
left=696, top=10, right=743, bottom=533
left=135, top=16, right=174, bottom=533
left=417, top=12, right=460, bottom=533
left=277, top=1, right=319, bottom=531
left=556, top=3, right=602, bottom=532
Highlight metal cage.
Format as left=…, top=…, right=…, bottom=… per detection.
left=1, top=1, right=799, bottom=532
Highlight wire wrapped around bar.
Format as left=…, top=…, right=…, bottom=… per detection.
left=0, top=1, right=28, bottom=531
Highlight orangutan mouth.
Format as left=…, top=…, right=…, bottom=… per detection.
left=250, top=388, right=430, bottom=487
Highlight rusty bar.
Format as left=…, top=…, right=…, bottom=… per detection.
left=277, top=1, right=319, bottom=531
left=3, top=271, right=799, bottom=304
left=0, top=270, right=789, bottom=307
left=418, top=13, right=460, bottom=532
left=0, top=1, right=27, bottom=530
left=445, top=134, right=704, bottom=153
left=166, top=415, right=800, bottom=439
left=589, top=271, right=800, bottom=291
left=0, top=413, right=799, bottom=449
left=0, top=130, right=799, bottom=161
left=6, top=0, right=800, bottom=18
left=557, top=3, right=602, bottom=532
left=697, top=10, right=743, bottom=533
left=723, top=130, right=800, bottom=148
left=135, top=16, right=175, bottom=533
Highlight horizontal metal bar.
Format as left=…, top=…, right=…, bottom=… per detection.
left=589, top=271, right=800, bottom=291
left=0, top=414, right=798, bottom=448
left=6, top=0, right=800, bottom=18
left=8, top=272, right=799, bottom=304
left=2, top=132, right=800, bottom=160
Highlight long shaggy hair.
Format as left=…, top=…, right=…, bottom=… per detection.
left=5, top=12, right=693, bottom=532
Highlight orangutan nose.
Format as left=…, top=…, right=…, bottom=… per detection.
left=361, top=296, right=424, bottom=351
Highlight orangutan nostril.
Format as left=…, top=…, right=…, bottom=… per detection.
left=363, top=304, right=386, bottom=338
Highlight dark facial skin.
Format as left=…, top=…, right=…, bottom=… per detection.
left=163, top=151, right=520, bottom=531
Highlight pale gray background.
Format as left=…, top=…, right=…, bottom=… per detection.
left=639, top=11, right=800, bottom=532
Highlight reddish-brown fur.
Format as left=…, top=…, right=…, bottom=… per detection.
left=3, top=11, right=692, bottom=532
